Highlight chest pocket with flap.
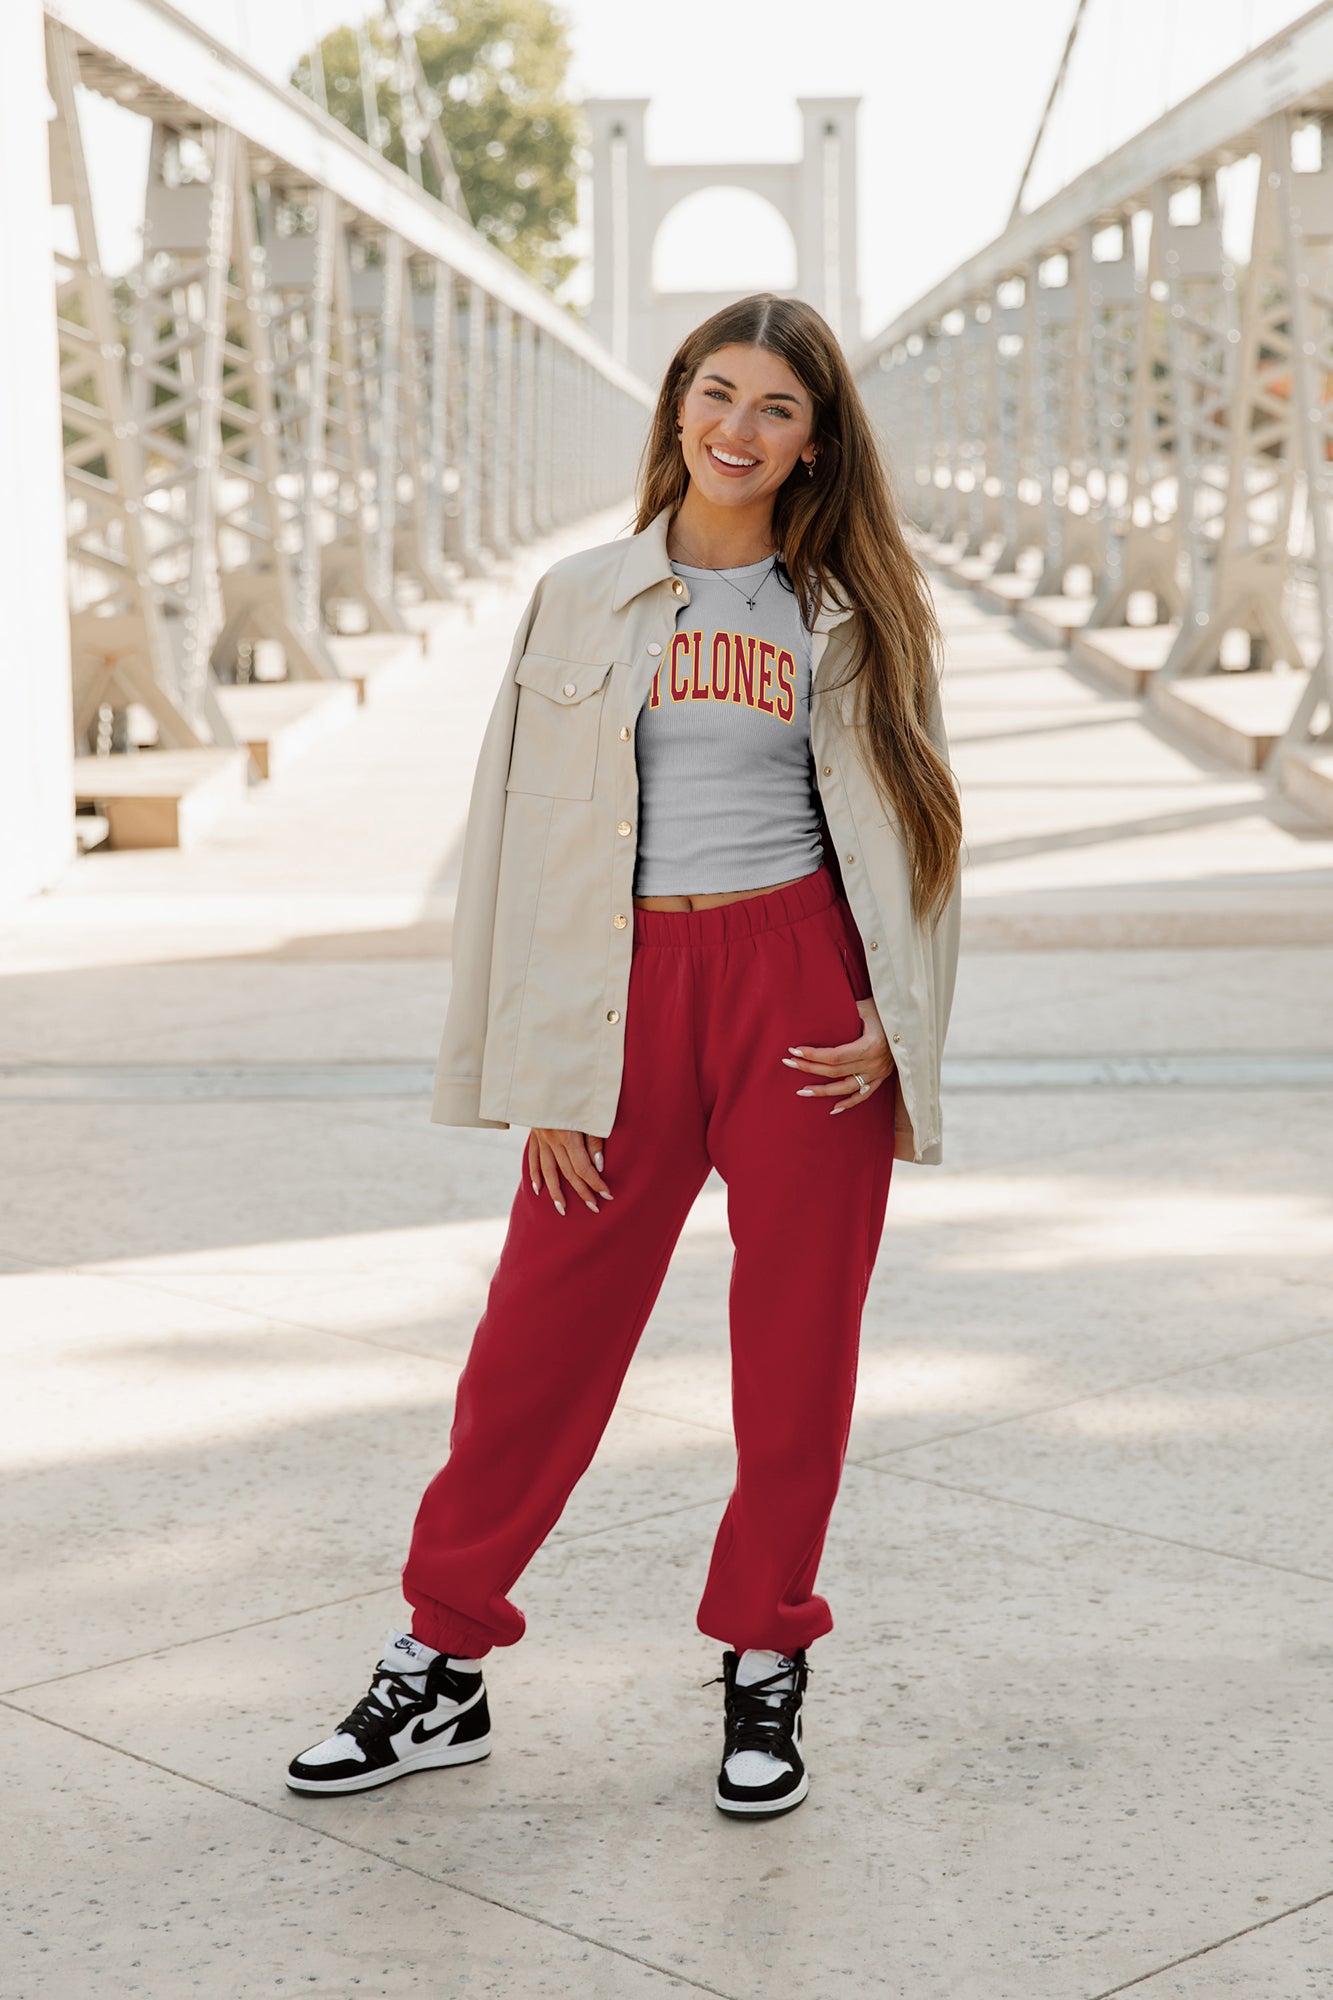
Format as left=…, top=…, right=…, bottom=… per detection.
left=505, top=652, right=615, bottom=800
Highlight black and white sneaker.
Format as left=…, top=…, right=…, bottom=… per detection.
left=711, top=1647, right=809, bottom=1818
left=286, top=1628, right=491, bottom=1795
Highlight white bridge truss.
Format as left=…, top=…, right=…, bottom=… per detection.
left=857, top=3, right=1333, bottom=759
left=42, top=0, right=651, bottom=756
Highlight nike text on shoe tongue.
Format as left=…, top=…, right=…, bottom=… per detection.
left=382, top=1627, right=437, bottom=1673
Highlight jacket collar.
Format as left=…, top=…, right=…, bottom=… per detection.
left=612, top=504, right=856, bottom=634
left=612, top=507, right=674, bottom=611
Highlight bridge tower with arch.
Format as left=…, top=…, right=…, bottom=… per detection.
left=585, top=98, right=861, bottom=385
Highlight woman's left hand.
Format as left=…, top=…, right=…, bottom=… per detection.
left=783, top=996, right=895, bottom=1114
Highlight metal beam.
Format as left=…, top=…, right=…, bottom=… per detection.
left=43, top=0, right=652, bottom=406
left=857, top=2, right=1333, bottom=359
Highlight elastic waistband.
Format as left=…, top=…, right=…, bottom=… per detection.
left=631, top=863, right=837, bottom=948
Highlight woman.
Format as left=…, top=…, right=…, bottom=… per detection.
left=287, top=293, right=963, bottom=1820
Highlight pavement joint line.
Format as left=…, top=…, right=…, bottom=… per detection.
left=0, top=1584, right=402, bottom=1699
left=0, top=1499, right=734, bottom=1700
left=0, top=1700, right=736, bottom=2000
left=0, top=1251, right=747, bottom=1451
left=3, top=1053, right=1333, bottom=1100
left=11, top=1681, right=1329, bottom=1999
left=613, top=1399, right=734, bottom=1440
left=0, top=1240, right=748, bottom=1496
left=857, top=1462, right=1333, bottom=1589
left=7, top=1240, right=1332, bottom=1490
left=546, top=1490, right=734, bottom=1550
left=68, top=1258, right=742, bottom=1452
left=87, top=1215, right=1333, bottom=1495
left=15, top=1240, right=1332, bottom=1466
left=11, top=1259, right=486, bottom=1376
left=847, top=1314, right=1333, bottom=1467
left=963, top=775, right=1262, bottom=790
left=1083, top=1883, right=1333, bottom=1997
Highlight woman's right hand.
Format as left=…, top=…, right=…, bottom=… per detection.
left=527, top=1128, right=613, bottom=1216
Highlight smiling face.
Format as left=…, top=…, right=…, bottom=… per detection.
left=675, top=343, right=818, bottom=511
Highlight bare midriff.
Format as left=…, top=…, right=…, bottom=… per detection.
left=631, top=871, right=810, bottom=913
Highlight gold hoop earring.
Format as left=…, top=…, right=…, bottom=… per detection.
left=805, top=457, right=817, bottom=478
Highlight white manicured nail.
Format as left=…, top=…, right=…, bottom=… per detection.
left=797, top=1087, right=815, bottom=1096
left=593, top=1151, right=604, bottom=1171
left=554, top=1200, right=566, bottom=1215
left=781, top=1057, right=800, bottom=1068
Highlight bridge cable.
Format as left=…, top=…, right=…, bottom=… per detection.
left=1008, top=0, right=1094, bottom=225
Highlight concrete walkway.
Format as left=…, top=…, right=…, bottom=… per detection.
left=3, top=516, right=1332, bottom=1998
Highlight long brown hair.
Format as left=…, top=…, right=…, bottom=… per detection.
left=635, top=294, right=961, bottom=929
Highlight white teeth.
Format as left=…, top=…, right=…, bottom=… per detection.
left=711, top=448, right=757, bottom=468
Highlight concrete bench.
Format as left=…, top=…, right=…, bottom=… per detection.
left=74, top=812, right=109, bottom=854
left=951, top=555, right=998, bottom=584
left=1017, top=594, right=1095, bottom=649
left=215, top=681, right=358, bottom=781
left=402, top=599, right=465, bottom=651
left=1149, top=672, right=1311, bottom=770
left=1074, top=624, right=1178, bottom=696
left=72, top=748, right=249, bottom=849
left=326, top=633, right=426, bottom=705
left=1280, top=744, right=1333, bottom=824
left=976, top=572, right=1038, bottom=614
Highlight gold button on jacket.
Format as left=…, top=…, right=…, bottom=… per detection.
left=430, top=507, right=961, bottom=1165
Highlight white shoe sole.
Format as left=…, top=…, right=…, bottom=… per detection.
left=714, top=1769, right=809, bottom=1818
left=287, top=1735, right=491, bottom=1795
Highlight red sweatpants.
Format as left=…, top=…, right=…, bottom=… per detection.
left=403, top=862, right=896, bottom=1659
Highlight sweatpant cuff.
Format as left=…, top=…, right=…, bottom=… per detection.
left=407, top=1591, right=504, bottom=1660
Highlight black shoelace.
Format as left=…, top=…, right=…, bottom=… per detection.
left=337, top=1664, right=430, bottom=1744
left=704, top=1656, right=811, bottom=1760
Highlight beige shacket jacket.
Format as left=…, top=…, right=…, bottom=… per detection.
left=431, top=507, right=962, bottom=1164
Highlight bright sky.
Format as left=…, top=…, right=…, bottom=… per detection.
left=77, top=0, right=1316, bottom=342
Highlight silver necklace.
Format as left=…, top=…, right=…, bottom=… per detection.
left=675, top=553, right=780, bottom=612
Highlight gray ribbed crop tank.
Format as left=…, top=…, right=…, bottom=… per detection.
left=632, top=556, right=825, bottom=896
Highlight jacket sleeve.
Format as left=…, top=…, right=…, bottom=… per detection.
left=929, top=669, right=963, bottom=1022
left=430, top=582, right=544, bottom=1129
left=895, top=669, right=962, bottom=1166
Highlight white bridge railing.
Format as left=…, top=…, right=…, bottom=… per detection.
left=42, top=0, right=652, bottom=758
left=856, top=4, right=1333, bottom=773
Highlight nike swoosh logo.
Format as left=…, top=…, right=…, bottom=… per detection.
left=410, top=1714, right=458, bottom=1745
left=405, top=1682, right=484, bottom=1747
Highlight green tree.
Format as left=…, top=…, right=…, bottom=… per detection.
left=297, top=2, right=581, bottom=295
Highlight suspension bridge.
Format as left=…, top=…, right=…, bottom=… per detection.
left=3, top=4, right=1333, bottom=1996
left=6, top=0, right=1333, bottom=896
